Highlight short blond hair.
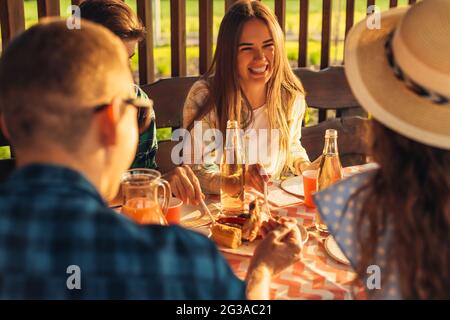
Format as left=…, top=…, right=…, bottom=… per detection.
left=0, top=19, right=131, bottom=151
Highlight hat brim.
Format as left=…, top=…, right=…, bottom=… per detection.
left=344, top=7, right=450, bottom=150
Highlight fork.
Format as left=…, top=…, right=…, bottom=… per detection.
left=200, top=198, right=216, bottom=224
left=263, top=180, right=274, bottom=219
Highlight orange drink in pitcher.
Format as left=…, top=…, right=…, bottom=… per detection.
left=122, top=197, right=166, bottom=225
left=120, top=169, right=171, bottom=225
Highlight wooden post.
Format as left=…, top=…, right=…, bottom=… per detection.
left=0, top=0, right=25, bottom=50
left=320, top=0, right=331, bottom=70
left=298, top=0, right=308, bottom=67
left=389, top=0, right=398, bottom=7
left=37, top=0, right=60, bottom=19
left=275, top=0, right=286, bottom=34
left=170, top=0, right=186, bottom=77
left=319, top=0, right=332, bottom=122
left=199, top=0, right=213, bottom=75
left=137, top=0, right=155, bottom=84
left=345, top=0, right=355, bottom=37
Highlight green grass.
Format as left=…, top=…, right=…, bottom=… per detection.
left=0, top=146, right=11, bottom=159
left=5, top=0, right=414, bottom=78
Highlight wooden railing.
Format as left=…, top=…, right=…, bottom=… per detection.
left=1, top=0, right=418, bottom=85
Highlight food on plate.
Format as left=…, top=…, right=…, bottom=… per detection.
left=210, top=223, right=242, bottom=249
left=242, top=200, right=263, bottom=242
left=211, top=200, right=264, bottom=248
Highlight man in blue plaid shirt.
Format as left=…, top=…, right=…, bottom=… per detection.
left=0, top=19, right=302, bottom=299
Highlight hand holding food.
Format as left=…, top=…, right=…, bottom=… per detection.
left=242, top=200, right=263, bottom=242
left=251, top=217, right=302, bottom=276
left=245, top=163, right=270, bottom=194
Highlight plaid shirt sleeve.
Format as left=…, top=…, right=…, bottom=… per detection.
left=131, top=85, right=158, bottom=169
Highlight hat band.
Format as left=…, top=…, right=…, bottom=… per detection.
left=385, top=32, right=449, bottom=105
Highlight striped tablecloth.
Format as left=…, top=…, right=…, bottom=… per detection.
left=182, top=190, right=366, bottom=300
left=221, top=203, right=366, bottom=300
left=181, top=165, right=378, bottom=300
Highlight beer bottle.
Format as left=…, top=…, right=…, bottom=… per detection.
left=220, top=120, right=245, bottom=214
left=316, top=129, right=343, bottom=232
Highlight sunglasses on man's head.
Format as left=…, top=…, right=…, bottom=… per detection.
left=93, top=98, right=154, bottom=133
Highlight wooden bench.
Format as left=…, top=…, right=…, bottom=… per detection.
left=301, top=116, right=370, bottom=166
left=141, top=76, right=198, bottom=173
left=142, top=66, right=370, bottom=173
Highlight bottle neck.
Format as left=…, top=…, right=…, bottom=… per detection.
left=223, top=126, right=243, bottom=165
left=322, top=136, right=339, bottom=155
left=225, top=128, right=240, bottom=149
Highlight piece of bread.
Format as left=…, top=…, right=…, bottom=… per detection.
left=211, top=223, right=242, bottom=249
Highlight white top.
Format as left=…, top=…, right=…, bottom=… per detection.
left=182, top=80, right=310, bottom=194
left=243, top=104, right=278, bottom=175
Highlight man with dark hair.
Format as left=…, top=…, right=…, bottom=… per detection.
left=79, top=0, right=202, bottom=205
left=0, top=18, right=302, bottom=299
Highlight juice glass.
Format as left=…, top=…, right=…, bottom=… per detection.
left=302, top=170, right=318, bottom=208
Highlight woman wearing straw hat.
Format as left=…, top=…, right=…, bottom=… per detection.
left=313, top=0, right=450, bottom=299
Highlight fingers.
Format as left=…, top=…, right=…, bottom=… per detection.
left=312, top=156, right=322, bottom=164
left=265, top=222, right=295, bottom=243
left=166, top=166, right=204, bottom=205
left=255, top=163, right=270, bottom=182
left=249, top=174, right=265, bottom=193
left=307, top=156, right=322, bottom=171
left=261, top=217, right=298, bottom=238
left=170, top=175, right=187, bottom=203
left=284, top=227, right=302, bottom=247
left=171, top=166, right=195, bottom=204
left=182, top=165, right=204, bottom=205
left=246, top=164, right=266, bottom=193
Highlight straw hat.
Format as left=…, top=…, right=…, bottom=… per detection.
left=344, top=0, right=450, bottom=150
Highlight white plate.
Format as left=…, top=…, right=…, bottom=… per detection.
left=324, top=235, right=351, bottom=265
left=180, top=202, right=220, bottom=229
left=280, top=176, right=304, bottom=197
left=214, top=225, right=309, bottom=257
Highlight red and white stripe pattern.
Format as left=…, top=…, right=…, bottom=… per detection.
left=222, top=202, right=366, bottom=300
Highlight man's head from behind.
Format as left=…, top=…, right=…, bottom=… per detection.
left=0, top=19, right=139, bottom=199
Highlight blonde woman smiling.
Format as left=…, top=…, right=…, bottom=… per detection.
left=183, top=0, right=313, bottom=194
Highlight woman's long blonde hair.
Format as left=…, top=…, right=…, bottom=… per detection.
left=187, top=0, right=305, bottom=176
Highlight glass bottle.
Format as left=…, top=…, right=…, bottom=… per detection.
left=220, top=120, right=245, bottom=214
left=316, top=129, right=343, bottom=232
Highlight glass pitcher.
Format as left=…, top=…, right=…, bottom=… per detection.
left=120, top=169, right=171, bottom=225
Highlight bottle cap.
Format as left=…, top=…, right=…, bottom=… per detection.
left=325, top=129, right=338, bottom=138
left=226, top=120, right=239, bottom=129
